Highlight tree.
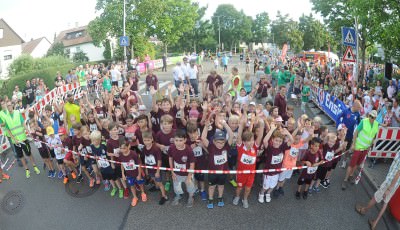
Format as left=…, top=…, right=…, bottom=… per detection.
left=103, top=39, right=112, bottom=60
left=46, top=42, right=66, bottom=57
left=252, top=12, right=270, bottom=47
left=270, top=12, right=304, bottom=53
left=72, top=51, right=89, bottom=63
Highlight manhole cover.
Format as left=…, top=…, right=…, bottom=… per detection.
left=65, top=180, right=99, bottom=198
left=1, top=190, right=25, bottom=215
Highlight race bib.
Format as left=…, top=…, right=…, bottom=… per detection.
left=289, top=148, right=299, bottom=158
left=325, top=151, right=334, bottom=161
left=240, top=153, right=256, bottom=165
left=174, top=161, right=186, bottom=170
left=193, top=146, right=203, bottom=157
left=89, top=123, right=98, bottom=132
left=123, top=160, right=136, bottom=171
left=113, top=148, right=120, bottom=156
left=307, top=166, right=318, bottom=174
left=214, top=152, right=227, bottom=165
left=145, top=155, right=156, bottom=165
left=55, top=147, right=65, bottom=159
left=271, top=153, right=283, bottom=165
left=98, top=157, right=110, bottom=168
left=162, top=146, right=170, bottom=154
left=86, top=146, right=92, bottom=154
left=34, top=141, right=42, bottom=148
left=125, top=132, right=134, bottom=139
left=138, top=144, right=144, bottom=151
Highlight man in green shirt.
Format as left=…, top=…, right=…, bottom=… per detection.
left=277, top=68, right=286, bottom=87
left=301, top=80, right=311, bottom=113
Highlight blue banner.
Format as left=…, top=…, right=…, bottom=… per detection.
left=314, top=87, right=347, bottom=124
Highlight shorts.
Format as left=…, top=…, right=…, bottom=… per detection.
left=194, top=173, right=205, bottom=182
left=173, top=175, right=196, bottom=195
left=278, top=170, right=293, bottom=182
left=331, top=161, right=338, bottom=170
left=374, top=181, right=398, bottom=203
left=127, top=177, right=145, bottom=186
left=262, top=174, right=279, bottom=190
left=162, top=154, right=169, bottom=168
left=50, top=149, right=56, bottom=158
left=14, top=141, right=32, bottom=158
left=57, top=159, right=64, bottom=165
left=315, top=167, right=329, bottom=181
left=297, top=176, right=313, bottom=185
left=112, top=81, right=118, bottom=86
left=224, top=65, right=227, bottom=68
left=208, top=174, right=227, bottom=186
left=38, top=148, right=50, bottom=159
left=64, top=151, right=74, bottom=162
left=236, top=174, right=255, bottom=188
left=148, top=173, right=162, bottom=183
left=114, top=166, right=122, bottom=179
left=350, top=150, right=368, bottom=167
left=101, top=171, right=117, bottom=181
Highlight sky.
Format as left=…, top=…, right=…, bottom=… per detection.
left=0, top=0, right=320, bottom=43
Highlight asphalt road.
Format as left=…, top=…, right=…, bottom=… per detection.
left=0, top=57, right=391, bottom=230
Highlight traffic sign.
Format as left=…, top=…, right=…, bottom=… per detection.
left=119, top=36, right=129, bottom=46
left=342, top=46, right=356, bottom=62
left=342, top=27, right=356, bottom=47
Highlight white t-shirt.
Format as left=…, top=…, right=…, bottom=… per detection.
left=235, top=95, right=250, bottom=104
left=363, top=95, right=374, bottom=115
left=173, top=66, right=184, bottom=81
left=188, top=66, right=198, bottom=80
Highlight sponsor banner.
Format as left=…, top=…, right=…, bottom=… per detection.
left=312, top=86, right=346, bottom=123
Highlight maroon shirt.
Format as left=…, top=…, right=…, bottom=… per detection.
left=130, top=76, right=139, bottom=91
left=187, top=139, right=207, bottom=170
left=142, top=144, right=162, bottom=174
left=119, top=150, right=141, bottom=178
left=257, top=81, right=271, bottom=98
left=62, top=137, right=73, bottom=151
left=207, top=142, right=229, bottom=171
left=168, top=144, right=194, bottom=176
left=155, top=129, right=176, bottom=154
left=264, top=144, right=290, bottom=176
left=322, top=142, right=339, bottom=168
left=274, top=93, right=287, bottom=117
left=299, top=150, right=323, bottom=179
left=95, top=106, right=107, bottom=119
left=107, top=138, right=121, bottom=161
left=145, top=74, right=158, bottom=89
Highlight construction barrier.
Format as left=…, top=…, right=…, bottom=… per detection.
left=368, top=127, right=400, bottom=158
left=0, top=128, right=10, bottom=154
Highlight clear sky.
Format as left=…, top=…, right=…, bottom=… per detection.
left=0, top=0, right=319, bottom=42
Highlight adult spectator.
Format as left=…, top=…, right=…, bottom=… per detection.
left=274, top=85, right=287, bottom=117
left=13, top=85, right=23, bottom=101
left=145, top=70, right=158, bottom=92
left=392, top=98, right=400, bottom=127
left=205, top=70, right=223, bottom=98
left=128, top=71, right=139, bottom=92
left=222, top=54, right=229, bottom=73
left=23, top=80, right=35, bottom=106
left=162, top=53, right=167, bottom=72
left=338, top=100, right=362, bottom=150
left=55, top=72, right=65, bottom=87
left=387, top=79, right=397, bottom=100
left=342, top=110, right=379, bottom=190
left=35, top=79, right=47, bottom=102
left=65, top=70, right=72, bottom=83
left=63, top=92, right=81, bottom=133
left=332, top=77, right=346, bottom=101
left=77, top=65, right=88, bottom=90
left=188, top=61, right=199, bottom=97
left=173, top=62, right=184, bottom=90
left=181, top=57, right=190, bottom=84
left=144, top=54, right=151, bottom=74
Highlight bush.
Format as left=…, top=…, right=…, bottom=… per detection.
left=8, top=55, right=72, bottom=75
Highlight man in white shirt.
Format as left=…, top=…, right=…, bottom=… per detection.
left=173, top=62, right=184, bottom=92
left=188, top=61, right=199, bottom=97
left=387, top=80, right=396, bottom=99
left=181, top=57, right=190, bottom=84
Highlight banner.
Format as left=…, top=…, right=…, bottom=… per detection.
left=311, top=85, right=346, bottom=124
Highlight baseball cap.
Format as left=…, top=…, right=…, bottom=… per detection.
left=369, top=110, right=377, bottom=118
left=46, top=126, right=54, bottom=135
left=213, top=130, right=226, bottom=141
left=249, top=102, right=256, bottom=106
left=275, top=116, right=283, bottom=122
left=337, top=124, right=346, bottom=130
left=58, top=127, right=67, bottom=135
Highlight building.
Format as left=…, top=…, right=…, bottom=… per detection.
left=53, top=25, right=105, bottom=62
left=0, top=18, right=24, bottom=78
left=22, top=37, right=52, bottom=58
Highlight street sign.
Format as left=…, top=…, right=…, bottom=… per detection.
left=342, top=46, right=356, bottom=62
left=119, top=36, right=129, bottom=46
left=342, top=27, right=356, bottom=47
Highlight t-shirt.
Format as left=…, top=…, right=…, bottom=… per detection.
left=322, top=143, right=339, bottom=168
left=300, top=150, right=322, bottom=178
left=119, top=150, right=141, bottom=178
left=207, top=142, right=229, bottom=171
left=264, top=144, right=290, bottom=176
left=155, top=130, right=176, bottom=155
left=102, top=78, right=112, bottom=92
left=339, top=108, right=361, bottom=140
left=47, top=135, right=64, bottom=160
left=237, top=143, right=258, bottom=171
left=142, top=144, right=162, bottom=174
left=145, top=74, right=158, bottom=89
left=24, top=86, right=35, bottom=104
left=301, top=85, right=310, bottom=103
left=282, top=141, right=304, bottom=168
left=187, top=139, right=207, bottom=170
left=91, top=144, right=113, bottom=173
left=168, top=144, right=194, bottom=176
left=106, top=138, right=121, bottom=162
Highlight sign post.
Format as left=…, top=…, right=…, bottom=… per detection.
left=342, top=26, right=357, bottom=82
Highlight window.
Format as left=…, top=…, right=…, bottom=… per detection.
left=4, top=55, right=12, bottom=60
left=0, top=29, right=3, bottom=39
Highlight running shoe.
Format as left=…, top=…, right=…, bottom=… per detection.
left=186, top=197, right=194, bottom=208
left=26, top=170, right=30, bottom=179
left=321, top=179, right=329, bottom=189
left=217, top=197, right=224, bottom=207
left=165, top=181, right=171, bottom=192
left=159, top=196, right=168, bottom=205
left=89, top=178, right=95, bottom=188
left=242, top=199, right=249, bottom=209
left=104, top=181, right=110, bottom=191
left=51, top=170, right=56, bottom=178
left=200, top=191, right=207, bottom=201
left=123, top=188, right=129, bottom=199
left=229, top=179, right=237, bottom=187
left=265, top=194, right=271, bottom=203
left=258, top=193, right=265, bottom=203
left=207, top=199, right=214, bottom=209
left=33, top=166, right=40, bottom=175
left=131, top=197, right=138, bottom=207
left=232, top=196, right=240, bottom=206
left=2, top=173, right=10, bottom=180
left=58, top=171, right=63, bottom=179
left=303, top=191, right=308, bottom=200
left=77, top=174, right=83, bottom=183
left=119, top=189, right=124, bottom=199
left=295, top=191, right=301, bottom=200
left=63, top=176, right=69, bottom=184
left=141, top=193, right=147, bottom=202
left=110, top=187, right=117, bottom=197
left=313, top=186, right=321, bottom=193
left=48, top=170, right=52, bottom=178
left=71, top=172, right=77, bottom=179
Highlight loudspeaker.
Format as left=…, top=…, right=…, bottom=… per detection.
left=385, top=62, right=393, bottom=79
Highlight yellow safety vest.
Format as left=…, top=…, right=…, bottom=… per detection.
left=355, top=118, right=379, bottom=151
left=4, top=110, right=26, bottom=143
left=0, top=110, right=10, bottom=137
left=64, top=102, right=81, bottom=130
left=230, top=75, right=242, bottom=96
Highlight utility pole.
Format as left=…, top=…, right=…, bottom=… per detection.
left=354, top=16, right=359, bottom=83
left=123, top=0, right=127, bottom=63
left=214, top=16, right=221, bottom=51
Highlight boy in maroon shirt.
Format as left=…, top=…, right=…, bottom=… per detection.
left=168, top=129, right=195, bottom=207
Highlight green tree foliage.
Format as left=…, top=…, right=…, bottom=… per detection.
left=270, top=12, right=304, bottom=53
left=252, top=12, right=270, bottom=47
left=46, top=42, right=66, bottom=57
left=8, top=54, right=71, bottom=76
left=299, top=14, right=326, bottom=51
left=103, top=39, right=112, bottom=60
left=72, top=51, right=89, bottom=63
left=212, top=4, right=252, bottom=51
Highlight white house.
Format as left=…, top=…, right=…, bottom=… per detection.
left=54, top=25, right=105, bottom=62
left=22, top=37, right=51, bottom=58
left=0, top=18, right=24, bottom=78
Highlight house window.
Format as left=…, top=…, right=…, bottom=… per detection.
left=0, top=29, right=3, bottom=39
left=4, top=55, right=12, bottom=60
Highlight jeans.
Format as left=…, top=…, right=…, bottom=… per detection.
left=189, top=79, right=199, bottom=96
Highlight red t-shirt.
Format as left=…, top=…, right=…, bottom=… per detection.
left=168, top=144, right=194, bottom=176
left=119, top=150, right=141, bottom=178
left=207, top=142, right=229, bottom=171
left=236, top=143, right=258, bottom=171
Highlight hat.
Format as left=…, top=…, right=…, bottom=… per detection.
left=46, top=126, right=54, bottom=135
left=213, top=130, right=226, bottom=141
left=58, top=127, right=67, bottom=135
left=369, top=110, right=377, bottom=118
left=138, top=105, right=147, bottom=111
left=275, top=116, right=283, bottom=122
left=189, top=109, right=200, bottom=118
left=249, top=102, right=256, bottom=106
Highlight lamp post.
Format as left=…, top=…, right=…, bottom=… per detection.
left=214, top=16, right=221, bottom=51
left=123, top=0, right=127, bottom=63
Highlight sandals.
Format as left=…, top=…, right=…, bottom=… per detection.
left=355, top=204, right=366, bottom=216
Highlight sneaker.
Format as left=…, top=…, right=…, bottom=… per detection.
left=51, top=170, right=56, bottom=178
left=149, top=185, right=160, bottom=192
left=171, top=195, right=182, bottom=206
left=131, top=197, right=138, bottom=207
left=58, top=171, right=63, bottom=179
left=326, top=179, right=331, bottom=187
left=124, top=188, right=129, bottom=199
left=217, top=197, right=224, bottom=207
left=349, top=176, right=356, bottom=185
left=141, top=193, right=147, bottom=202
left=33, top=166, right=40, bottom=175
left=186, top=197, right=194, bottom=208
left=207, top=199, right=214, bottom=209
left=258, top=193, right=265, bottom=204
left=165, top=181, right=171, bottom=192
left=302, top=191, right=308, bottom=200
left=26, top=170, right=30, bottom=179
left=96, top=177, right=101, bottom=185
left=242, top=199, right=249, bottom=209
left=313, top=186, right=321, bottom=193
left=295, top=191, right=301, bottom=200
left=229, top=179, right=238, bottom=187
left=232, top=196, right=240, bottom=206
left=77, top=174, right=83, bottom=183
left=321, top=179, right=329, bottom=189
left=2, top=173, right=10, bottom=180
left=63, top=176, right=69, bottom=184
left=89, top=178, right=95, bottom=188
left=265, top=194, right=271, bottom=203
left=272, top=189, right=280, bottom=198
left=159, top=196, right=168, bottom=205
left=110, top=188, right=117, bottom=197
left=104, top=181, right=110, bottom=191
left=340, top=160, right=346, bottom=168
left=71, top=172, right=77, bottom=179
left=48, top=170, right=52, bottom=178
left=308, top=188, right=313, bottom=195
left=341, top=181, right=348, bottom=190
left=200, top=191, right=207, bottom=201
left=278, top=187, right=285, bottom=196
left=119, top=189, right=124, bottom=199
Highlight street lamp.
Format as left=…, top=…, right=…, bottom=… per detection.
left=214, top=16, right=221, bottom=51
left=123, top=0, right=127, bottom=63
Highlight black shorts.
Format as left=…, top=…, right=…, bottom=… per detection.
left=14, top=141, right=32, bottom=158
left=297, top=176, right=312, bottom=185
left=57, top=159, right=64, bottom=165
left=194, top=173, right=205, bottom=182
left=114, top=166, right=122, bottom=179
left=50, top=149, right=56, bottom=158
left=315, top=167, right=329, bottom=181
left=38, top=148, right=50, bottom=159
left=112, top=81, right=118, bottom=86
left=102, top=171, right=118, bottom=181
left=162, top=154, right=169, bottom=168
left=208, top=174, right=227, bottom=186
left=331, top=161, right=338, bottom=170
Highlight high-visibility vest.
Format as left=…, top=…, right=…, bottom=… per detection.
left=0, top=110, right=10, bottom=137
left=4, top=110, right=26, bottom=143
left=64, top=102, right=81, bottom=130
left=355, top=118, right=379, bottom=151
left=230, top=75, right=242, bottom=94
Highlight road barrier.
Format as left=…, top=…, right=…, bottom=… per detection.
left=0, top=128, right=10, bottom=154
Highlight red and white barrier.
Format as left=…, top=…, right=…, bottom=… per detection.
left=368, top=127, right=400, bottom=158
left=0, top=128, right=10, bottom=153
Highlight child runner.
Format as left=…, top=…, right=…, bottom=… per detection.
left=46, top=127, right=68, bottom=184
